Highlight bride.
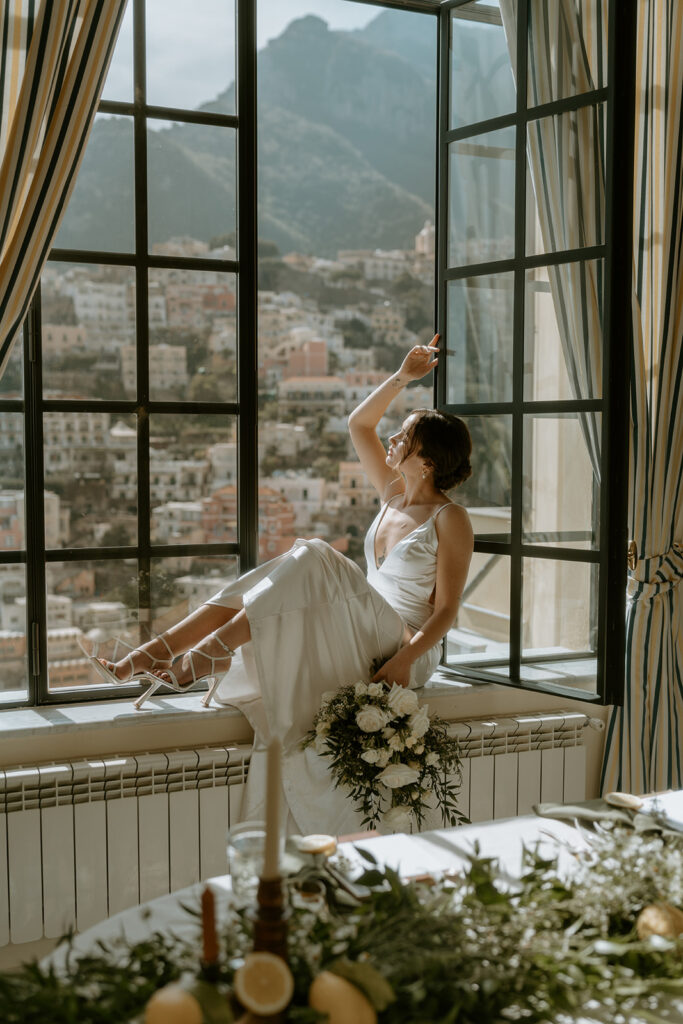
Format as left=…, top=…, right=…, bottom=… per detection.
left=87, top=335, right=474, bottom=832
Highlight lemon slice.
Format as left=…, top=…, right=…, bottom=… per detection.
left=298, top=833, right=337, bottom=856
left=233, top=952, right=294, bottom=1015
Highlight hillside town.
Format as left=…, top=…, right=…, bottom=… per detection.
left=0, top=223, right=441, bottom=691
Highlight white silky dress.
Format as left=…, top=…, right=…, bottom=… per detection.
left=209, top=502, right=451, bottom=836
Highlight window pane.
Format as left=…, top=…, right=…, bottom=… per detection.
left=42, top=263, right=136, bottom=400
left=450, top=2, right=515, bottom=129
left=151, top=554, right=240, bottom=634
left=523, top=412, right=600, bottom=550
left=56, top=114, right=135, bottom=253
left=0, top=565, right=29, bottom=702
left=150, top=414, right=236, bottom=545
left=101, top=0, right=133, bottom=103
left=526, top=104, right=606, bottom=257
left=0, top=414, right=25, bottom=551
left=524, top=260, right=603, bottom=401
left=456, top=415, right=512, bottom=536
left=527, top=1, right=607, bottom=107
left=446, top=551, right=510, bottom=669
left=146, top=0, right=235, bottom=114
left=447, top=273, right=514, bottom=403
left=44, top=412, right=137, bottom=548
left=46, top=558, right=139, bottom=693
left=0, top=332, right=23, bottom=397
left=448, top=127, right=515, bottom=268
left=147, top=122, right=236, bottom=256
left=148, top=268, right=236, bottom=402
left=522, top=557, right=598, bottom=696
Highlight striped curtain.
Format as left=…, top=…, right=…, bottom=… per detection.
left=0, top=0, right=127, bottom=376
left=500, top=0, right=606, bottom=478
left=601, top=0, right=683, bottom=795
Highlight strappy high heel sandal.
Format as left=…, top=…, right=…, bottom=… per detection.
left=78, top=633, right=174, bottom=686
left=134, top=631, right=235, bottom=710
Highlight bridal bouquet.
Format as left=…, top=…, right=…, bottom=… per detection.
left=302, top=678, right=466, bottom=832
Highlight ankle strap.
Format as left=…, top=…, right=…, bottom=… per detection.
left=210, top=631, right=235, bottom=657
left=157, top=633, right=175, bottom=658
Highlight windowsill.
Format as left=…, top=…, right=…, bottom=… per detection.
left=0, top=671, right=607, bottom=772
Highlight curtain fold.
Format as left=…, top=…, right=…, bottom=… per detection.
left=0, top=0, right=126, bottom=376
left=601, top=0, right=683, bottom=795
left=499, top=0, right=606, bottom=480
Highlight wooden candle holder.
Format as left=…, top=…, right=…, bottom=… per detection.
left=252, top=875, right=289, bottom=962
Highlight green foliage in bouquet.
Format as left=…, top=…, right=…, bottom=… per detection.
left=302, top=676, right=467, bottom=831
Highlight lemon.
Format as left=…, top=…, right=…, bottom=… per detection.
left=144, top=982, right=203, bottom=1024
left=233, top=951, right=294, bottom=1015
left=309, top=970, right=377, bottom=1024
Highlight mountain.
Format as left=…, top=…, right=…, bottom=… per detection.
left=57, top=15, right=435, bottom=258
left=351, top=9, right=437, bottom=86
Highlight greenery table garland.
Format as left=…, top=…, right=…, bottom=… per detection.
left=2, top=823, right=683, bottom=1024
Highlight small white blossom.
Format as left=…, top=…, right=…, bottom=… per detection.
left=361, top=749, right=381, bottom=764
left=356, top=706, right=386, bottom=733
left=382, top=805, right=413, bottom=832
left=404, top=735, right=416, bottom=748
left=367, top=682, right=384, bottom=697
left=382, top=726, right=396, bottom=739
left=354, top=681, right=369, bottom=697
left=414, top=743, right=425, bottom=754
left=376, top=749, right=391, bottom=767
left=388, top=734, right=405, bottom=751
left=408, top=705, right=430, bottom=739
left=377, top=763, right=420, bottom=789
left=425, top=751, right=439, bottom=766
left=387, top=683, right=419, bottom=716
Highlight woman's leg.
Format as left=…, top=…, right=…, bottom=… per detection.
left=153, top=607, right=252, bottom=686
left=107, top=603, right=240, bottom=680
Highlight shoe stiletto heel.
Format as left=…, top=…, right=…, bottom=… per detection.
left=133, top=631, right=235, bottom=710
left=78, top=633, right=175, bottom=686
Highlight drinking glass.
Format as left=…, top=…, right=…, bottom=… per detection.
left=226, top=820, right=267, bottom=902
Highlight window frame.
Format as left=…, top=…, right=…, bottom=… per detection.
left=435, top=0, right=635, bottom=705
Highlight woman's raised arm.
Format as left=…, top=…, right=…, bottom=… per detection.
left=348, top=333, right=439, bottom=497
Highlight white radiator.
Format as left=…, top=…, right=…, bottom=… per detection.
left=447, top=711, right=593, bottom=823
left=0, top=712, right=593, bottom=947
left=0, top=745, right=251, bottom=946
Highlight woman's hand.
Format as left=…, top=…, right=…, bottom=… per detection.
left=396, top=333, right=439, bottom=382
left=372, top=646, right=414, bottom=689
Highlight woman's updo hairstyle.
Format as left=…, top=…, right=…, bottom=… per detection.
left=403, top=409, right=472, bottom=491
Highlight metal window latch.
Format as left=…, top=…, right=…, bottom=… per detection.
left=31, top=622, right=40, bottom=675
left=627, top=540, right=638, bottom=571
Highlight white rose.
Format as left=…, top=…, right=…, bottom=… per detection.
left=425, top=751, right=439, bottom=767
left=408, top=705, right=430, bottom=739
left=367, top=682, right=384, bottom=697
left=382, top=805, right=413, bottom=833
left=376, top=763, right=420, bottom=789
left=376, top=749, right=391, bottom=767
left=361, top=749, right=381, bottom=765
left=356, top=706, right=386, bottom=733
left=354, top=681, right=369, bottom=697
left=386, top=683, right=419, bottom=716
left=388, top=734, right=405, bottom=752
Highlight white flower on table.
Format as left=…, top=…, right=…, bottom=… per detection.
left=377, top=763, right=420, bottom=789
left=382, top=805, right=413, bottom=832
left=387, top=683, right=419, bottom=716
left=408, top=705, right=430, bottom=739
left=361, top=749, right=381, bottom=765
left=356, top=706, right=387, bottom=733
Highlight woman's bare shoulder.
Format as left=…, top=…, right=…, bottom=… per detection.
left=435, top=501, right=473, bottom=542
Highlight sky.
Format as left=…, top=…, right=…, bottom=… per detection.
left=102, top=1, right=378, bottom=111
